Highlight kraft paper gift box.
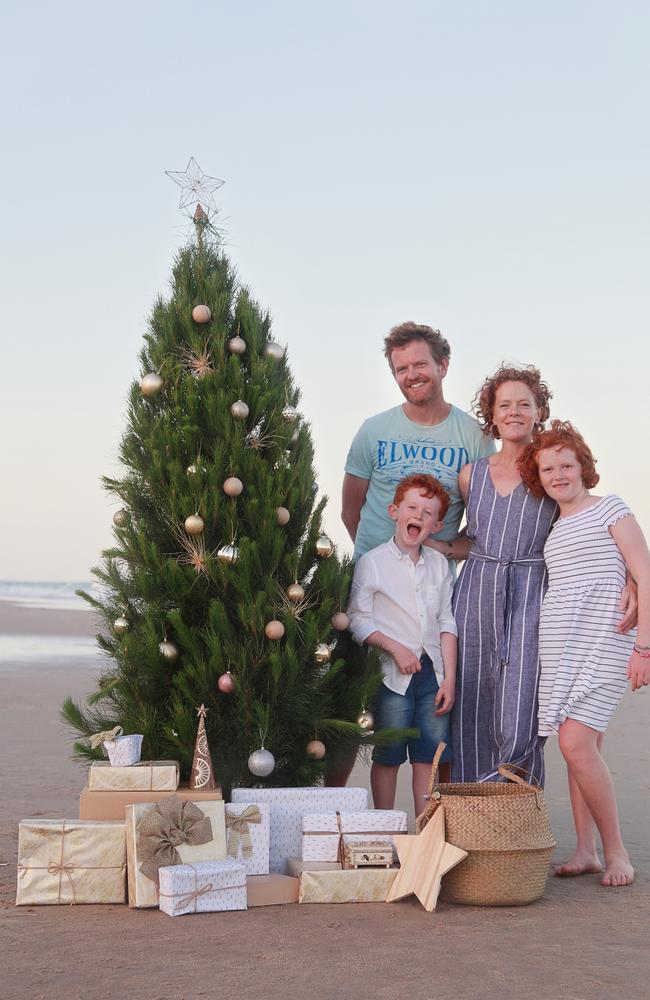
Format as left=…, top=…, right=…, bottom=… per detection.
left=158, top=859, right=247, bottom=916
left=225, top=803, right=270, bottom=876
left=230, top=786, right=368, bottom=873
left=88, top=761, right=180, bottom=792
left=302, top=810, right=408, bottom=863
left=16, top=819, right=126, bottom=905
left=80, top=785, right=222, bottom=820
left=247, top=873, right=299, bottom=907
left=285, top=858, right=398, bottom=904
left=126, top=796, right=227, bottom=908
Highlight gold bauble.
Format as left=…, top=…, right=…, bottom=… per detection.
left=228, top=336, right=247, bottom=355
left=282, top=405, right=298, bottom=422
left=230, top=399, right=250, bottom=420
left=276, top=506, right=290, bottom=526
left=286, top=583, right=305, bottom=602
left=315, top=534, right=334, bottom=558
left=112, top=508, right=129, bottom=528
left=306, top=739, right=326, bottom=760
left=314, top=643, right=331, bottom=664
left=265, top=620, right=285, bottom=641
left=140, top=373, right=163, bottom=397
left=223, top=476, right=244, bottom=497
left=192, top=304, right=212, bottom=324
left=113, top=616, right=129, bottom=635
left=331, top=612, right=350, bottom=632
left=217, top=544, right=238, bottom=564
left=184, top=514, right=204, bottom=535
left=264, top=341, right=285, bottom=361
left=357, top=709, right=375, bottom=732
left=159, top=640, right=179, bottom=662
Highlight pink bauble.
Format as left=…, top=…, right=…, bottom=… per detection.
left=265, top=620, right=285, bottom=641
left=192, top=304, right=212, bottom=324
left=306, top=740, right=326, bottom=760
left=331, top=612, right=350, bottom=631
left=218, top=671, right=235, bottom=694
left=223, top=476, right=244, bottom=497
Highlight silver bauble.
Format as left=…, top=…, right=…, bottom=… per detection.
left=264, top=341, right=285, bottom=361
left=228, top=335, right=247, bottom=355
left=217, top=543, right=239, bottom=564
left=140, top=373, right=163, bottom=397
left=223, top=476, right=244, bottom=497
left=315, top=534, right=334, bottom=558
left=112, top=508, right=129, bottom=528
left=264, top=619, right=285, bottom=641
left=315, top=643, right=331, bottom=664
left=306, top=739, right=326, bottom=760
left=331, top=612, right=350, bottom=632
left=186, top=464, right=198, bottom=476
left=192, top=304, right=212, bottom=324
left=184, top=514, right=204, bottom=535
left=286, top=582, right=305, bottom=602
left=113, top=616, right=129, bottom=635
left=248, top=747, right=275, bottom=777
left=230, top=399, right=250, bottom=420
left=357, top=709, right=375, bottom=732
left=276, top=506, right=290, bottom=526
left=282, top=405, right=298, bottom=423
left=159, top=640, right=179, bottom=662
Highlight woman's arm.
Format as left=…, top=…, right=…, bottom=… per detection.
left=610, top=515, right=650, bottom=690
left=425, top=464, right=474, bottom=561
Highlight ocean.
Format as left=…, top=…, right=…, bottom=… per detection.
left=0, top=579, right=100, bottom=611
left=0, top=581, right=101, bottom=663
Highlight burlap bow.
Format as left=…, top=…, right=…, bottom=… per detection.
left=89, top=726, right=123, bottom=750
left=137, top=797, right=213, bottom=884
left=226, top=805, right=261, bottom=859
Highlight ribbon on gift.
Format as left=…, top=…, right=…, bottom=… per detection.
left=89, top=726, right=123, bottom=749
left=136, top=796, right=213, bottom=884
left=226, top=805, right=261, bottom=859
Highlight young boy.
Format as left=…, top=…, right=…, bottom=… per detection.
left=347, top=473, right=457, bottom=816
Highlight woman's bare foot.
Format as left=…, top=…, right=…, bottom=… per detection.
left=601, top=853, right=634, bottom=887
left=554, top=851, right=603, bottom=877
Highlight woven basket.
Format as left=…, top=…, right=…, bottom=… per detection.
left=417, top=744, right=555, bottom=906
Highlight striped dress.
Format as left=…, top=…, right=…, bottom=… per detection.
left=538, top=495, right=635, bottom=735
left=451, top=458, right=557, bottom=785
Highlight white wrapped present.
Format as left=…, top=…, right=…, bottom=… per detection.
left=225, top=803, right=270, bottom=876
left=104, top=733, right=143, bottom=766
left=158, top=859, right=247, bottom=916
left=302, top=810, right=408, bottom=863
left=230, top=787, right=368, bottom=873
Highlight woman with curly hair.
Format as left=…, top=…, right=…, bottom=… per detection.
left=519, top=422, right=649, bottom=886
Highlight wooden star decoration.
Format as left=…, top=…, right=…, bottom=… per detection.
left=385, top=806, right=467, bottom=912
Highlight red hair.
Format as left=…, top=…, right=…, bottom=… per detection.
left=518, top=420, right=600, bottom=498
left=474, top=364, right=552, bottom=440
left=392, top=474, right=450, bottom=519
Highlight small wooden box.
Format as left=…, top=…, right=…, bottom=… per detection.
left=344, top=841, right=394, bottom=869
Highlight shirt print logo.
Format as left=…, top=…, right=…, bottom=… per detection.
left=376, top=438, right=469, bottom=477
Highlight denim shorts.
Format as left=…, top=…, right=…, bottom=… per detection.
left=372, top=653, right=451, bottom=767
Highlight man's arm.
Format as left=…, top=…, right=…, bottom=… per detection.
left=341, top=473, right=370, bottom=543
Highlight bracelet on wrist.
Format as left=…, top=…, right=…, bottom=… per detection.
left=633, top=645, right=650, bottom=658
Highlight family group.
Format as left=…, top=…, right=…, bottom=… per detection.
left=341, top=322, right=649, bottom=889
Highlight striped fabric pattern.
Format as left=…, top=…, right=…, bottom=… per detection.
left=451, top=459, right=557, bottom=785
left=538, top=495, right=635, bottom=735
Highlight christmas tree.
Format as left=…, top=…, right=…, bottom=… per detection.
left=62, top=162, right=391, bottom=796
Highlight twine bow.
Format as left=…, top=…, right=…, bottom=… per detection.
left=137, top=797, right=213, bottom=884
left=226, top=805, right=261, bottom=859
left=89, top=726, right=123, bottom=749
left=47, top=861, right=77, bottom=904
left=175, top=880, right=214, bottom=913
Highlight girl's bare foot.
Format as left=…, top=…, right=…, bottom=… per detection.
left=601, top=853, right=634, bottom=887
left=554, top=851, right=603, bottom=877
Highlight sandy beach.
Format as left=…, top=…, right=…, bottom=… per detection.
left=1, top=599, right=648, bottom=1000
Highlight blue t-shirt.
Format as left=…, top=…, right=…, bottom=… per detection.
left=345, top=404, right=494, bottom=557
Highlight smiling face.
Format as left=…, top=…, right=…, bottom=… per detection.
left=536, top=446, right=586, bottom=505
left=492, top=380, right=541, bottom=443
left=388, top=486, right=444, bottom=551
left=390, top=339, right=448, bottom=408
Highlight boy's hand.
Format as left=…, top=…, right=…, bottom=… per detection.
left=391, top=642, right=422, bottom=675
left=435, top=680, right=455, bottom=715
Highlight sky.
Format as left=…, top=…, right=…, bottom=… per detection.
left=1, top=1, right=649, bottom=581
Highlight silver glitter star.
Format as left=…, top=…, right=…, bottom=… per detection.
left=165, top=157, right=225, bottom=215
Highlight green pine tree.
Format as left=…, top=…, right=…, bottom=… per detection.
left=62, top=209, right=396, bottom=796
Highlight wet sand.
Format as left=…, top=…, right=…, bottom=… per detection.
left=1, top=601, right=648, bottom=1000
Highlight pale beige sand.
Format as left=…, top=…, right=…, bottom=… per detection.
left=1, top=602, right=648, bottom=1000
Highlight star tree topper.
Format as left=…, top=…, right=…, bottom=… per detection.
left=385, top=806, right=467, bottom=912
left=166, top=157, right=225, bottom=215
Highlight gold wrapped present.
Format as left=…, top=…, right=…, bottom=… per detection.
left=285, top=858, right=398, bottom=904
left=126, top=796, right=226, bottom=908
left=88, top=761, right=180, bottom=792
left=16, top=819, right=126, bottom=905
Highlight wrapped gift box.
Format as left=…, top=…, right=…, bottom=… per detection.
left=302, top=810, right=408, bottom=863
left=126, top=797, right=226, bottom=908
left=230, top=787, right=368, bottom=873
left=16, top=819, right=126, bottom=906
left=88, top=761, right=180, bottom=792
left=247, top=873, right=299, bottom=907
left=285, top=858, right=398, bottom=904
left=225, top=803, right=270, bottom=876
left=80, top=784, right=222, bottom=820
left=158, top=859, right=247, bottom=916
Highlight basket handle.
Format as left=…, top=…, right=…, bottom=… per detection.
left=497, top=764, right=542, bottom=791
left=425, top=741, right=447, bottom=799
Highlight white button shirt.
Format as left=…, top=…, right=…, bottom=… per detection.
left=346, top=538, right=458, bottom=695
